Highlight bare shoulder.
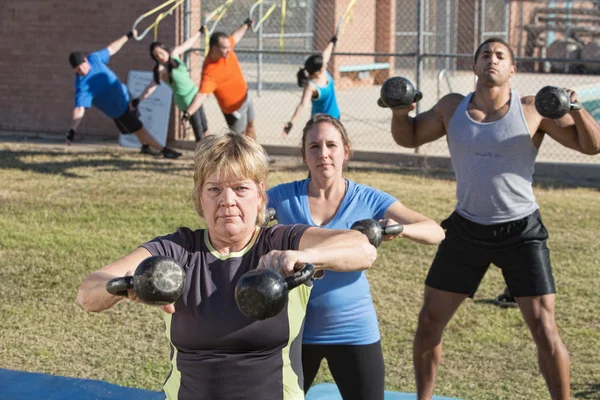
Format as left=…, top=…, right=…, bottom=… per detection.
left=435, top=93, right=465, bottom=118
left=520, top=94, right=541, bottom=118
left=520, top=94, right=536, bottom=108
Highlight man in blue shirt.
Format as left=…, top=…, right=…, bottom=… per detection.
left=67, top=30, right=181, bottom=159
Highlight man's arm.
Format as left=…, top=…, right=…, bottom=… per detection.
left=390, top=93, right=460, bottom=148
left=537, top=91, right=600, bottom=155
left=184, top=93, right=208, bottom=118
left=231, top=19, right=252, bottom=45
left=107, top=30, right=136, bottom=56
left=70, top=107, right=85, bottom=131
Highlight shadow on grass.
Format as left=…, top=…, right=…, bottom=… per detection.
left=274, top=161, right=600, bottom=190
left=573, top=383, right=600, bottom=399
left=0, top=149, right=191, bottom=178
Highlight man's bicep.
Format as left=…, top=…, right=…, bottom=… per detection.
left=413, top=107, right=447, bottom=146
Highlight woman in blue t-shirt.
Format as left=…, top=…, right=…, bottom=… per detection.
left=281, top=35, right=341, bottom=136
left=268, top=114, right=445, bottom=399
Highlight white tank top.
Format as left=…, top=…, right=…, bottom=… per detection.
left=447, top=90, right=539, bottom=225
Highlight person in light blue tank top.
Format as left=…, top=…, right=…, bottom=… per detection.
left=281, top=35, right=341, bottom=136
left=385, top=37, right=600, bottom=400
left=268, top=114, right=445, bottom=399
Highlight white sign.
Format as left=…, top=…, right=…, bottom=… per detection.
left=119, top=70, right=173, bottom=148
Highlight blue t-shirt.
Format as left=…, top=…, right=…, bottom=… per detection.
left=267, top=179, right=396, bottom=345
left=309, top=71, right=340, bottom=119
left=74, top=49, right=130, bottom=118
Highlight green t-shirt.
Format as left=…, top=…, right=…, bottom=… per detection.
left=164, top=56, right=198, bottom=111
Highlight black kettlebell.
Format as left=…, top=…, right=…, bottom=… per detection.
left=535, top=86, right=582, bottom=119
left=350, top=219, right=404, bottom=248
left=377, top=76, right=423, bottom=109
left=264, top=207, right=276, bottom=225
left=106, top=256, right=186, bottom=306
left=235, top=263, right=315, bottom=320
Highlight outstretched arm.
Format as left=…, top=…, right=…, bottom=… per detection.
left=383, top=201, right=445, bottom=245
left=321, top=37, right=337, bottom=68
left=137, top=76, right=161, bottom=102
left=107, top=30, right=136, bottom=56
left=283, top=85, right=314, bottom=135
left=185, top=92, right=208, bottom=117
left=70, top=107, right=85, bottom=131
left=76, top=247, right=152, bottom=313
left=171, top=27, right=205, bottom=58
left=231, top=19, right=252, bottom=45
left=257, top=228, right=377, bottom=276
left=538, top=90, right=600, bottom=155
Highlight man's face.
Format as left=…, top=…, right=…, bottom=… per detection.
left=74, top=60, right=91, bottom=76
left=473, top=42, right=515, bottom=86
left=216, top=37, right=230, bottom=59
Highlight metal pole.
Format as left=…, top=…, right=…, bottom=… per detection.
left=415, top=0, right=425, bottom=154
left=480, top=0, right=485, bottom=43
left=184, top=0, right=191, bottom=66
left=257, top=1, right=264, bottom=96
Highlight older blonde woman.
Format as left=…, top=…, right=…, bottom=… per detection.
left=76, top=132, right=376, bottom=400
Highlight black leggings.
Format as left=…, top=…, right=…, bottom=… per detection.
left=303, top=341, right=385, bottom=400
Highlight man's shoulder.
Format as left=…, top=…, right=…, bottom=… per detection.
left=438, top=92, right=466, bottom=117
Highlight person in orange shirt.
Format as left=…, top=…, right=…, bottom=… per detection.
left=184, top=19, right=256, bottom=139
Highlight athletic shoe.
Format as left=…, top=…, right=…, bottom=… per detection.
left=140, top=144, right=161, bottom=156
left=162, top=147, right=182, bottom=159
left=65, top=129, right=76, bottom=145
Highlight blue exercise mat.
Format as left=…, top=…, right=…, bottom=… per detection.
left=306, top=383, right=461, bottom=400
left=0, top=368, right=163, bottom=400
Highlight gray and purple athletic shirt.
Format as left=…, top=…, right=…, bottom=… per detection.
left=142, top=224, right=311, bottom=400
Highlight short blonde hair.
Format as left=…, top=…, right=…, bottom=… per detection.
left=192, top=132, right=269, bottom=225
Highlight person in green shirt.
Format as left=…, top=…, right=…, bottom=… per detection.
left=136, top=27, right=209, bottom=142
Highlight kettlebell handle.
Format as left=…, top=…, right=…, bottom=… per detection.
left=106, top=276, right=133, bottom=297
left=285, top=263, right=315, bottom=290
left=383, top=224, right=404, bottom=235
left=571, top=101, right=582, bottom=111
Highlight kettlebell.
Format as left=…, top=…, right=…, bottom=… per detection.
left=377, top=76, right=423, bottom=109
left=106, top=256, right=186, bottom=306
left=235, top=263, right=315, bottom=320
left=535, top=86, right=582, bottom=119
left=350, top=219, right=404, bottom=248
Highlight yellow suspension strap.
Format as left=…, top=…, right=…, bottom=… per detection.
left=248, top=0, right=283, bottom=33
left=335, top=0, right=358, bottom=36
left=203, top=0, right=235, bottom=56
left=132, top=0, right=185, bottom=41
left=279, top=0, right=286, bottom=50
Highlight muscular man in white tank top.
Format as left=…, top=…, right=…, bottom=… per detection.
left=387, top=38, right=600, bottom=400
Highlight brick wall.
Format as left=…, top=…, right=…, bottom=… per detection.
left=0, top=0, right=194, bottom=139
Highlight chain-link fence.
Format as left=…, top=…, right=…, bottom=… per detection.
left=192, top=0, right=600, bottom=164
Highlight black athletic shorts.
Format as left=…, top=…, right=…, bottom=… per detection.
left=113, top=103, right=143, bottom=134
left=425, top=209, right=555, bottom=298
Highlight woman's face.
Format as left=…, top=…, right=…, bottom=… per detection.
left=200, top=171, right=264, bottom=243
left=304, top=122, right=349, bottom=179
left=152, top=46, right=170, bottom=63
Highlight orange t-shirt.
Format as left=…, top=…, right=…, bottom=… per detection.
left=200, top=37, right=248, bottom=114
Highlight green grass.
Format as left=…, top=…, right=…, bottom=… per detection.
left=1, top=142, right=599, bottom=399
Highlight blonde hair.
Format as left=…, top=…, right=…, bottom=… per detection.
left=192, top=132, right=269, bottom=225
